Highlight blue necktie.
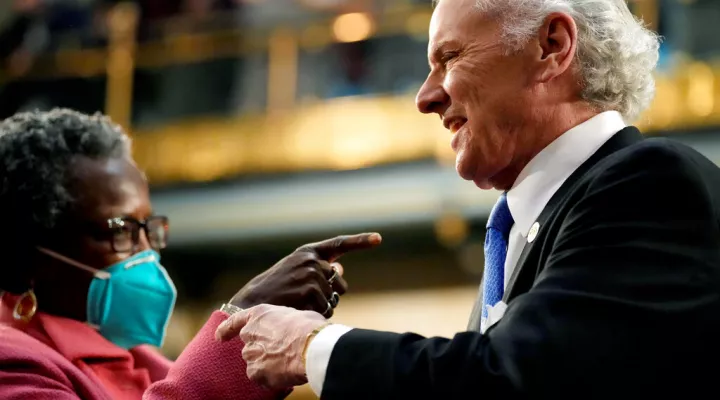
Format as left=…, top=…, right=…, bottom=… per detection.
left=482, top=193, right=515, bottom=323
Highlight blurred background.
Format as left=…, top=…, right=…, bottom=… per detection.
left=1, top=0, right=719, bottom=397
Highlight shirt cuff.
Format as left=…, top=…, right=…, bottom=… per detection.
left=306, top=324, right=353, bottom=397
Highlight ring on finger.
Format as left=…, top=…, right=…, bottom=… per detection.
left=322, top=301, right=333, bottom=317
left=328, top=291, right=340, bottom=308
left=328, top=266, right=339, bottom=285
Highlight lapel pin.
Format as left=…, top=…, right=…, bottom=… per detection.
left=527, top=222, right=540, bottom=243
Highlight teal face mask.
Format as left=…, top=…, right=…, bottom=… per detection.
left=37, top=247, right=177, bottom=350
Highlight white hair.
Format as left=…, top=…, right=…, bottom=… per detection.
left=445, top=0, right=661, bottom=123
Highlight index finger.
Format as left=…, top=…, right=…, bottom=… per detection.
left=215, top=309, right=251, bottom=342
left=300, top=232, right=382, bottom=261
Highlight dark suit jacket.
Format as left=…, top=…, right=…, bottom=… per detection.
left=320, top=127, right=720, bottom=399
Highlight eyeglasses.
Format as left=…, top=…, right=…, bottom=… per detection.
left=106, top=216, right=169, bottom=253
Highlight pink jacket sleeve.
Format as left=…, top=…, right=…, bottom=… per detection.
left=0, top=326, right=110, bottom=400
left=144, top=311, right=292, bottom=400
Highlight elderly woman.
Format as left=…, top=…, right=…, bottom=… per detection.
left=0, top=109, right=370, bottom=399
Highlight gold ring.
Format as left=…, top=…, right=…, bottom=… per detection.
left=13, top=289, right=38, bottom=323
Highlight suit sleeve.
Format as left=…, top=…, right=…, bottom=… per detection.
left=144, top=311, right=291, bottom=400
left=320, top=143, right=720, bottom=399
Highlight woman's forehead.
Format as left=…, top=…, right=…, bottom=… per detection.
left=67, top=156, right=152, bottom=222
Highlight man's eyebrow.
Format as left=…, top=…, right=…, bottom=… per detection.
left=429, top=40, right=446, bottom=62
left=429, top=39, right=460, bottom=63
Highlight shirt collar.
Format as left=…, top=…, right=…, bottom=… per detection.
left=506, top=111, right=627, bottom=237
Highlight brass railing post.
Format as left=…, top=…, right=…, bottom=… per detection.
left=267, top=28, right=299, bottom=114
left=105, top=2, right=139, bottom=132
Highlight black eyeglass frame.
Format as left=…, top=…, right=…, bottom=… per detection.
left=106, top=215, right=170, bottom=253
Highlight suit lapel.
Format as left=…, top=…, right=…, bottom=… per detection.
left=502, top=127, right=644, bottom=302
left=467, top=275, right=484, bottom=331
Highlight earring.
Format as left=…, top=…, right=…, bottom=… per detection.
left=12, top=289, right=38, bottom=322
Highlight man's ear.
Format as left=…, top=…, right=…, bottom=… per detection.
left=535, top=12, right=577, bottom=83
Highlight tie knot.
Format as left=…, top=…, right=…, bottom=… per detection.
left=487, top=193, right=514, bottom=236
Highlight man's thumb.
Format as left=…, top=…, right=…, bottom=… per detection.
left=215, top=309, right=251, bottom=342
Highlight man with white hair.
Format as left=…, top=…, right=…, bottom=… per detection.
left=215, top=0, right=720, bottom=398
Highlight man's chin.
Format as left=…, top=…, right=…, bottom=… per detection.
left=455, top=156, right=475, bottom=181
left=457, top=168, right=495, bottom=190
left=455, top=161, right=493, bottom=189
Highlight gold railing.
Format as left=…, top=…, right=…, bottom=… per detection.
left=0, top=1, right=668, bottom=124
left=131, top=60, right=720, bottom=185
left=6, top=0, right=720, bottom=186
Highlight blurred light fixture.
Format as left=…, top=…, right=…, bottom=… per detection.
left=332, top=12, right=374, bottom=43
left=434, top=212, right=469, bottom=248
left=644, top=75, right=678, bottom=129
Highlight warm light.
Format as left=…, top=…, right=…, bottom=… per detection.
left=332, top=13, right=374, bottom=43
left=267, top=29, right=299, bottom=113
left=405, top=11, right=432, bottom=40
left=300, top=24, right=332, bottom=49
left=687, top=62, right=715, bottom=117
left=131, top=61, right=720, bottom=184
left=434, top=212, right=469, bottom=248
left=329, top=100, right=392, bottom=170
left=434, top=129, right=455, bottom=165
left=647, top=76, right=679, bottom=129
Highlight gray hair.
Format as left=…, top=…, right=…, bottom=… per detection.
left=436, top=0, right=661, bottom=122
left=0, top=108, right=131, bottom=293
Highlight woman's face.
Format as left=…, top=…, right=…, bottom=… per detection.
left=33, top=156, right=156, bottom=321
left=62, top=156, right=154, bottom=267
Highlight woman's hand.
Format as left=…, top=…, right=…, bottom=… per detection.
left=229, top=233, right=381, bottom=318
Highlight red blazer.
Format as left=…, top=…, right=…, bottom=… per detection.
left=0, top=299, right=289, bottom=400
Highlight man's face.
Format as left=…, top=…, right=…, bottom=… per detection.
left=416, top=0, right=537, bottom=190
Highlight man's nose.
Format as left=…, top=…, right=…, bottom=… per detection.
left=416, top=78, right=450, bottom=115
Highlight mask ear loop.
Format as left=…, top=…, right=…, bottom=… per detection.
left=36, top=247, right=110, bottom=280
left=35, top=247, right=109, bottom=330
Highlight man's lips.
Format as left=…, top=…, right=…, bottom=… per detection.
left=442, top=116, right=467, bottom=133
left=450, top=120, right=465, bottom=134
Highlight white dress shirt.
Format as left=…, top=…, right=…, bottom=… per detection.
left=305, top=111, right=627, bottom=396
